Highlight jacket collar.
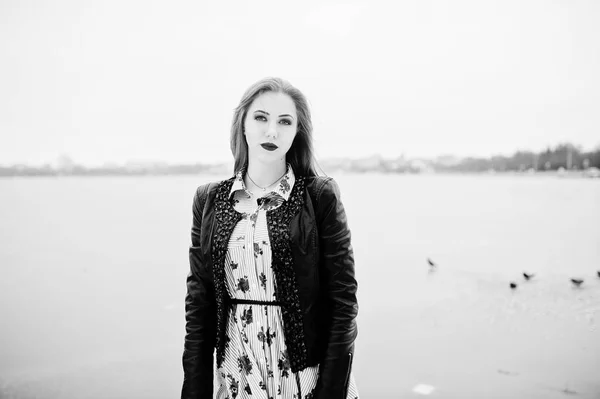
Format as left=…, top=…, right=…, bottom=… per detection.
left=229, top=163, right=295, bottom=202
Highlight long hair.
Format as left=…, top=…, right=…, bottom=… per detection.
left=230, top=77, right=320, bottom=177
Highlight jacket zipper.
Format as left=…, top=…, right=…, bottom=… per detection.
left=343, top=352, right=352, bottom=398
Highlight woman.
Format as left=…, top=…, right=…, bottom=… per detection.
left=181, top=77, right=359, bottom=399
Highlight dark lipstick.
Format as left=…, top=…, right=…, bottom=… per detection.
left=261, top=143, right=278, bottom=151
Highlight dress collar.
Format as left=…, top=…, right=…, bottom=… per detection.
left=229, top=163, right=296, bottom=202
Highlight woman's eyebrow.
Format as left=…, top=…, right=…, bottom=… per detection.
left=254, top=110, right=295, bottom=120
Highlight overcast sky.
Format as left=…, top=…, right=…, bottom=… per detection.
left=1, top=0, right=599, bottom=167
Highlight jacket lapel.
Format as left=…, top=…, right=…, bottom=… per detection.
left=211, top=177, right=242, bottom=366
left=265, top=175, right=309, bottom=372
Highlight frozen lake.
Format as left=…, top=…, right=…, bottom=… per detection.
left=1, top=173, right=599, bottom=398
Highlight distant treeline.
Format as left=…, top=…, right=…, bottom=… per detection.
left=435, top=143, right=600, bottom=173
left=0, top=163, right=229, bottom=177
left=322, top=142, right=600, bottom=174
left=1, top=142, right=599, bottom=177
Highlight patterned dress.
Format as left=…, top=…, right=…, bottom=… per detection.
left=215, top=164, right=359, bottom=399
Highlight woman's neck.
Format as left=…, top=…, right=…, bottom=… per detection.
left=245, top=160, right=287, bottom=190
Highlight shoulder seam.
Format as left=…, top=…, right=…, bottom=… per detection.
left=197, top=182, right=213, bottom=210
left=315, top=176, right=333, bottom=204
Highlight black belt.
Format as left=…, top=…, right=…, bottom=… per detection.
left=229, top=298, right=283, bottom=306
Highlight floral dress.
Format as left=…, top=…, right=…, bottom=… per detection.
left=215, top=164, right=359, bottom=399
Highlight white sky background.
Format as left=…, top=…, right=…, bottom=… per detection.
left=1, top=0, right=599, bottom=167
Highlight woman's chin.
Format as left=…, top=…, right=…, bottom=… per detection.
left=250, top=152, right=285, bottom=164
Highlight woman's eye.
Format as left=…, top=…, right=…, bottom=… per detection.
left=279, top=119, right=292, bottom=126
left=254, top=115, right=267, bottom=122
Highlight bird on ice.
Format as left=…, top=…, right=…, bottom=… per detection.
left=523, top=272, right=535, bottom=280
left=570, top=278, right=584, bottom=287
left=426, top=258, right=438, bottom=274
left=509, top=282, right=517, bottom=289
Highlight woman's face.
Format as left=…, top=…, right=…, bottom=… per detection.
left=243, top=91, right=298, bottom=164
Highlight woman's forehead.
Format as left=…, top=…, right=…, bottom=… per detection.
left=249, top=92, right=296, bottom=114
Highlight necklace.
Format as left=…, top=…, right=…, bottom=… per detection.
left=247, top=170, right=286, bottom=192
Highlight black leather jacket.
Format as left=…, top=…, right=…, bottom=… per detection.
left=181, top=175, right=358, bottom=399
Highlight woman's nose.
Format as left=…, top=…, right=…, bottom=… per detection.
left=265, top=120, right=278, bottom=139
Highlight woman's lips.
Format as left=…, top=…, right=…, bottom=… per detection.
left=261, top=143, right=278, bottom=151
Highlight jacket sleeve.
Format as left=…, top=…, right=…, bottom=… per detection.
left=181, top=184, right=217, bottom=399
left=313, top=178, right=359, bottom=399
